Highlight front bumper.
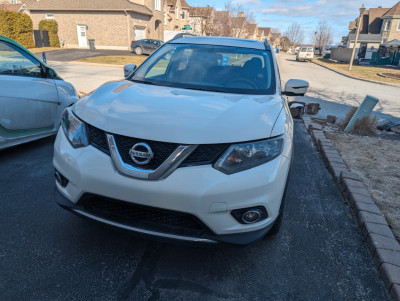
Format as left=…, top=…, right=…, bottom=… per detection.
left=53, top=129, right=292, bottom=245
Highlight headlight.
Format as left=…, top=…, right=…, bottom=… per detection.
left=61, top=107, right=89, bottom=148
left=213, top=136, right=284, bottom=174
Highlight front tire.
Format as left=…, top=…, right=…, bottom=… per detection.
left=134, top=47, right=143, bottom=55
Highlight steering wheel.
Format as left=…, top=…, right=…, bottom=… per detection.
left=225, top=77, right=257, bottom=89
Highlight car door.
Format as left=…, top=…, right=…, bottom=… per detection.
left=141, top=40, right=151, bottom=54
left=0, top=40, right=59, bottom=135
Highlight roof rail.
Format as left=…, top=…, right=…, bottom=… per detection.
left=264, top=38, right=271, bottom=51
left=167, top=33, right=197, bottom=43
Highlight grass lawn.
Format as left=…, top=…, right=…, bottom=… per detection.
left=326, top=132, right=400, bottom=240
left=76, top=55, right=147, bottom=66
left=313, top=59, right=400, bottom=86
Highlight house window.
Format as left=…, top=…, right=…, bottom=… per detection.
left=45, top=13, right=54, bottom=19
left=384, top=20, right=391, bottom=31
left=155, top=0, right=161, bottom=11
left=175, top=7, right=179, bottom=19
left=181, top=10, right=186, bottom=20
left=163, top=13, right=167, bottom=25
left=11, top=0, right=17, bottom=4
left=397, top=20, right=400, bottom=31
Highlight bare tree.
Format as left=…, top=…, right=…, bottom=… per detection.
left=284, top=22, right=304, bottom=46
left=212, top=0, right=256, bottom=38
left=315, top=20, right=333, bottom=51
left=280, top=37, right=293, bottom=51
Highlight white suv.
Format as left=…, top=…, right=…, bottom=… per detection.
left=53, top=37, right=309, bottom=245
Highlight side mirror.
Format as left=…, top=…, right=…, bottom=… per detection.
left=124, top=64, right=137, bottom=78
left=283, top=79, right=309, bottom=96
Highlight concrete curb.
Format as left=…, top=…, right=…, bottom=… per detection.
left=312, top=60, right=400, bottom=88
left=303, top=116, right=400, bottom=301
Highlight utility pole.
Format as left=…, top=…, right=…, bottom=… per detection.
left=349, top=4, right=366, bottom=71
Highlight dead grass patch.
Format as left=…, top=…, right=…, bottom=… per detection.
left=76, top=55, right=147, bottom=66
left=313, top=59, right=400, bottom=86
left=341, top=107, right=377, bottom=136
left=326, top=132, right=400, bottom=239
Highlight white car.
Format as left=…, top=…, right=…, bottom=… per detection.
left=0, top=36, right=78, bottom=149
left=54, top=37, right=309, bottom=245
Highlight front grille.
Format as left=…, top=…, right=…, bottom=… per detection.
left=114, top=135, right=179, bottom=170
left=79, top=194, right=211, bottom=237
left=87, top=124, right=229, bottom=170
left=181, top=144, right=228, bottom=166
left=88, top=125, right=110, bottom=155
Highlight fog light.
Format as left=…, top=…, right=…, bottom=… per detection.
left=231, top=206, right=268, bottom=224
left=242, top=210, right=262, bottom=224
left=54, top=169, right=69, bottom=187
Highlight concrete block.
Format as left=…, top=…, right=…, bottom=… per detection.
left=375, top=248, right=400, bottom=268
left=390, top=284, right=400, bottom=301
left=354, top=202, right=383, bottom=216
left=363, top=222, right=396, bottom=240
left=380, top=263, right=400, bottom=290
left=358, top=211, right=388, bottom=226
left=366, top=233, right=400, bottom=253
left=340, top=170, right=362, bottom=182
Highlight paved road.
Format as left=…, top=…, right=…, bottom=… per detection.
left=44, top=49, right=133, bottom=62
left=49, top=62, right=122, bottom=93
left=0, top=122, right=388, bottom=300
left=277, top=53, right=400, bottom=123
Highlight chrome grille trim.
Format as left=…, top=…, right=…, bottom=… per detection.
left=107, top=134, right=198, bottom=180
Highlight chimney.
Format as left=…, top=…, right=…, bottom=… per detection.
left=238, top=12, right=244, bottom=17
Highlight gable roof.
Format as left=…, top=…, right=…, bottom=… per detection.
left=248, top=23, right=257, bottom=33
left=258, top=27, right=271, bottom=35
left=383, top=1, right=400, bottom=17
left=190, top=6, right=213, bottom=17
left=166, top=0, right=190, bottom=9
left=368, top=7, right=389, bottom=33
left=24, top=0, right=153, bottom=16
left=0, top=3, right=24, bottom=12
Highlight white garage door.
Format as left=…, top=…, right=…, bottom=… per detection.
left=134, top=27, right=145, bottom=41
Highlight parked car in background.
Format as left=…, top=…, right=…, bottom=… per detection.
left=54, top=36, right=309, bottom=245
left=131, top=39, right=163, bottom=55
left=0, top=35, right=78, bottom=150
left=296, top=47, right=314, bottom=61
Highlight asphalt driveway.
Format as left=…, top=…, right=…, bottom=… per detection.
left=0, top=121, right=389, bottom=300
left=43, top=49, right=133, bottom=62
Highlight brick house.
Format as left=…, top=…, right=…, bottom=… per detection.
left=247, top=23, right=258, bottom=40
left=163, top=0, right=190, bottom=31
left=189, top=6, right=214, bottom=36
left=258, top=27, right=271, bottom=41
left=344, top=2, right=400, bottom=60
left=23, top=0, right=164, bottom=49
left=381, top=1, right=400, bottom=43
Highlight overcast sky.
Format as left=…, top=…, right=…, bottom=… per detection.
left=189, top=0, right=397, bottom=44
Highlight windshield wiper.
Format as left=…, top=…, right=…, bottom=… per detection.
left=131, top=79, right=157, bottom=85
left=183, top=86, right=226, bottom=93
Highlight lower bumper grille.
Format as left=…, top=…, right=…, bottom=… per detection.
left=79, top=194, right=211, bottom=238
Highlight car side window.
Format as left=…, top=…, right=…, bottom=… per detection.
left=0, top=41, right=43, bottom=78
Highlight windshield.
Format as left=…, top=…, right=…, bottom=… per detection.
left=130, top=43, right=275, bottom=95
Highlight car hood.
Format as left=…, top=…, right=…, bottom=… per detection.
left=74, top=81, right=284, bottom=144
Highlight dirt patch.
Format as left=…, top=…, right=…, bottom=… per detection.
left=326, top=132, right=400, bottom=239
left=378, top=72, right=400, bottom=80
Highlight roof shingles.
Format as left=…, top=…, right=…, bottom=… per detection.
left=23, top=0, right=153, bottom=15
